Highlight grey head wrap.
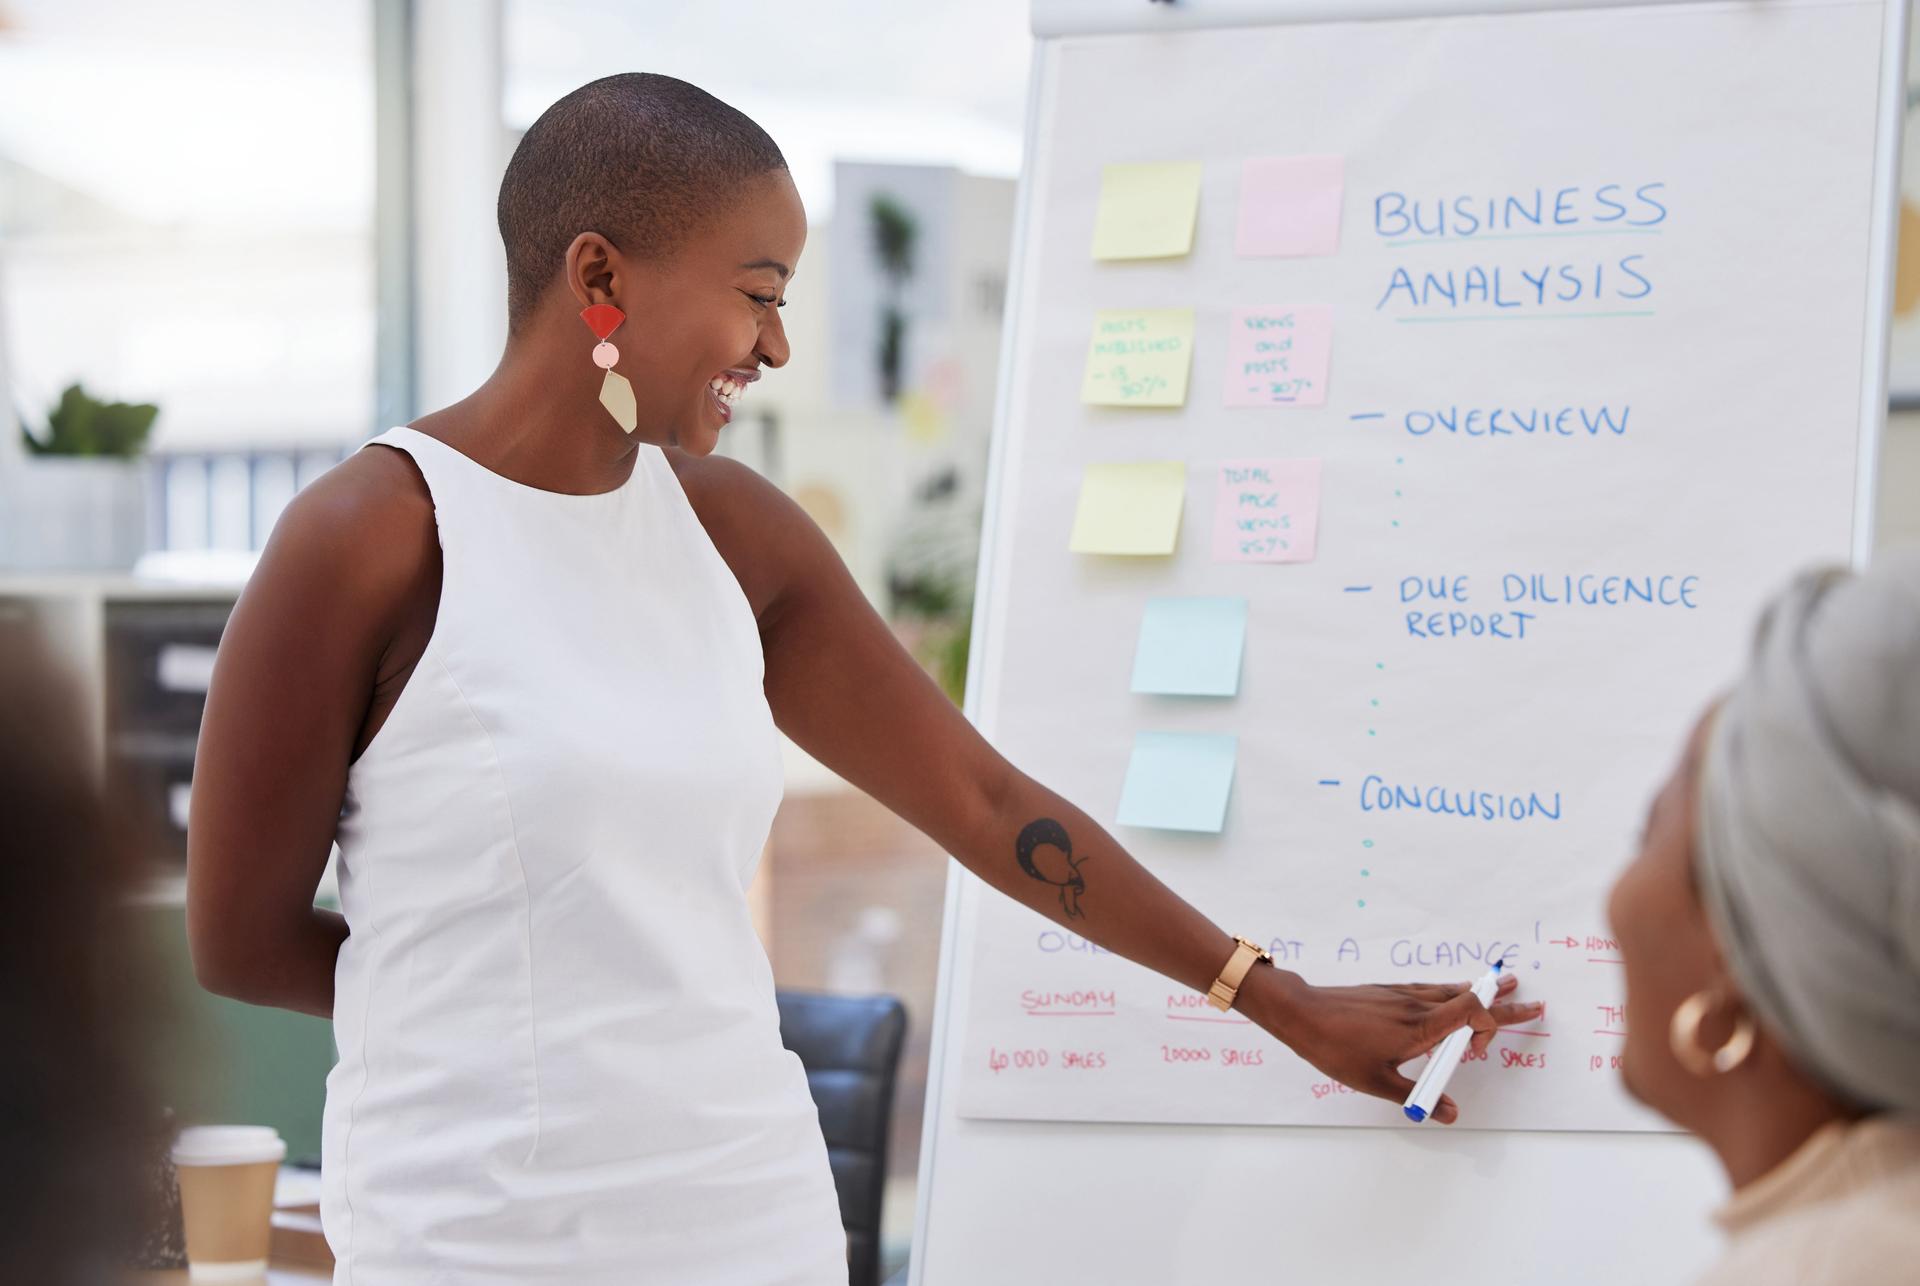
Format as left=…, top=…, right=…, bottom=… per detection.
left=1694, top=552, right=1920, bottom=1112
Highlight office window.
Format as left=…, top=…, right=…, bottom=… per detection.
left=0, top=0, right=376, bottom=555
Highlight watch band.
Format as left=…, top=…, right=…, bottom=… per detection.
left=1206, top=935, right=1274, bottom=1012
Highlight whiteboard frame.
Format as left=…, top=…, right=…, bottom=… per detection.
left=909, top=1, right=1904, bottom=1279
left=1033, top=0, right=1858, bottom=35
left=1855, top=0, right=1908, bottom=560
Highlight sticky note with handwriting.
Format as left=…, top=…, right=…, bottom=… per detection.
left=1070, top=461, right=1187, bottom=555
left=1131, top=597, right=1248, bottom=697
left=1116, top=731, right=1237, bottom=833
left=1212, top=459, right=1321, bottom=563
left=1236, top=155, right=1344, bottom=257
left=1224, top=306, right=1332, bottom=408
left=1081, top=308, right=1195, bottom=408
left=1092, top=162, right=1203, bottom=260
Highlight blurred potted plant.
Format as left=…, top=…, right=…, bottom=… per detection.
left=884, top=466, right=979, bottom=704
left=4, top=382, right=158, bottom=570
left=869, top=194, right=919, bottom=403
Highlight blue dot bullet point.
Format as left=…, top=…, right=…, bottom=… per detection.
left=1362, top=839, right=1375, bottom=849
left=1357, top=899, right=1367, bottom=908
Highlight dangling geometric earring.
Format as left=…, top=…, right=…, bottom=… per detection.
left=581, top=303, right=637, bottom=434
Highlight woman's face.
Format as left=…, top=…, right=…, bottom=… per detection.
left=1607, top=709, right=1739, bottom=1128
left=600, top=169, right=808, bottom=454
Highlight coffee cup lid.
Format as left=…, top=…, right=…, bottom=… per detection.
left=170, top=1125, right=287, bottom=1167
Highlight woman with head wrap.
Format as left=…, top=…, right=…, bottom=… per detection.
left=1609, top=553, right=1920, bottom=1285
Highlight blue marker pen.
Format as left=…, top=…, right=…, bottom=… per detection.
left=1403, top=961, right=1503, bottom=1123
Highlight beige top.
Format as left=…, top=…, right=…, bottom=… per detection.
left=1696, top=1115, right=1920, bottom=1286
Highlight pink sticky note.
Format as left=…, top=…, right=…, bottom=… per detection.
left=1237, top=156, right=1344, bottom=257
left=1224, top=306, right=1332, bottom=408
left=1212, top=459, right=1321, bottom=563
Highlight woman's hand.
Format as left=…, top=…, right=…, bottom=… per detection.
left=1240, top=966, right=1540, bottom=1124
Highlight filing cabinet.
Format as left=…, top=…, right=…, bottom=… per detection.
left=0, top=577, right=243, bottom=880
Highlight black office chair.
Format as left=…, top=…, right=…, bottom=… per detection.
left=775, top=990, right=908, bottom=1286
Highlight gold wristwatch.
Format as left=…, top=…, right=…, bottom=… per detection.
left=1206, top=935, right=1274, bottom=1012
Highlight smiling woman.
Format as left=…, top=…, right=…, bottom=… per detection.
left=185, top=70, right=1540, bottom=1286
left=490, top=74, right=804, bottom=457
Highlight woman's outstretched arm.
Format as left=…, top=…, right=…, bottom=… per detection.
left=691, top=455, right=1538, bottom=1123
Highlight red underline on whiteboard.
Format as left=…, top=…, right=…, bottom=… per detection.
left=1592, top=1030, right=1627, bottom=1037
left=1024, top=1011, right=1115, bottom=1017
left=1165, top=1014, right=1252, bottom=1025
left=1587, top=958, right=1625, bottom=964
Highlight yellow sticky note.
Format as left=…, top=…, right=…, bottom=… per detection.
left=1092, top=162, right=1203, bottom=260
left=1081, top=308, right=1195, bottom=408
left=1069, top=461, right=1187, bottom=556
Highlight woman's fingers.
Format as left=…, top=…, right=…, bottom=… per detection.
left=1420, top=990, right=1497, bottom=1046
left=1383, top=1064, right=1459, bottom=1123
left=1489, top=1000, right=1544, bottom=1026
left=1401, top=971, right=1520, bottom=1006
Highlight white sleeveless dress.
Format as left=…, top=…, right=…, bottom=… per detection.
left=321, top=426, right=848, bottom=1284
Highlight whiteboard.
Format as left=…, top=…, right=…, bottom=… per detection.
left=911, top=1, right=1903, bottom=1282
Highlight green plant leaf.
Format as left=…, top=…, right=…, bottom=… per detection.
left=27, top=383, right=159, bottom=458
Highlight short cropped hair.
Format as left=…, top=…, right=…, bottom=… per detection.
left=496, top=73, right=789, bottom=333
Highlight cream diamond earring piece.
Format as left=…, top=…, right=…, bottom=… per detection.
left=581, top=303, right=637, bottom=433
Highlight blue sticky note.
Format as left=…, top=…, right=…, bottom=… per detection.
left=1116, top=732, right=1237, bottom=833
left=1131, top=597, right=1248, bottom=697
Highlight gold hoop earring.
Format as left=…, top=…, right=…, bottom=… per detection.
left=1669, top=988, right=1756, bottom=1077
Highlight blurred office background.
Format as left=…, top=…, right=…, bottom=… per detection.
left=4, top=2, right=1920, bottom=1279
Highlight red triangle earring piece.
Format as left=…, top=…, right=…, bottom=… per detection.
left=581, top=303, right=624, bottom=339
left=581, top=303, right=637, bottom=434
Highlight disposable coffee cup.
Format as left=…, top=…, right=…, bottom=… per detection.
left=170, top=1125, right=286, bottom=1281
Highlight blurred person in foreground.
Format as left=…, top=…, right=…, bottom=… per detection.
left=1609, top=554, right=1920, bottom=1286
left=0, top=629, right=150, bottom=1282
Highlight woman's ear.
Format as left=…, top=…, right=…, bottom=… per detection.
left=565, top=231, right=621, bottom=306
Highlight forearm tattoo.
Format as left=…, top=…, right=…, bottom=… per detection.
left=1015, top=817, right=1089, bottom=920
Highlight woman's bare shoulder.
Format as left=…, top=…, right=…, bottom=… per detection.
left=239, top=443, right=439, bottom=636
